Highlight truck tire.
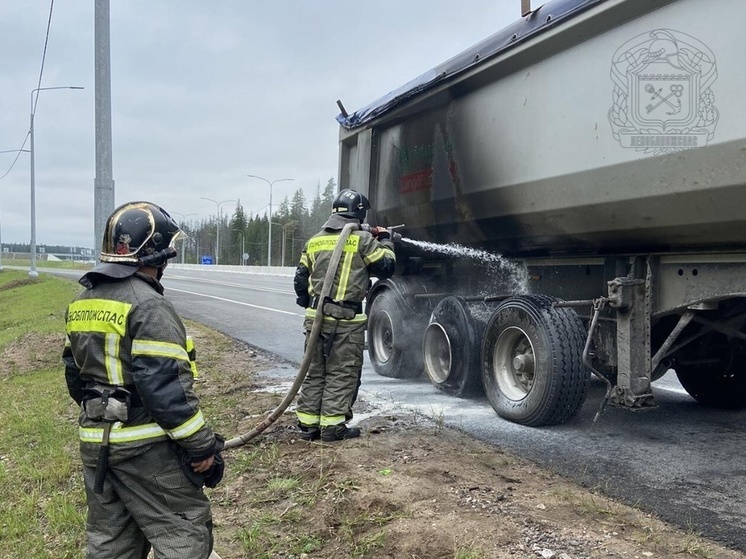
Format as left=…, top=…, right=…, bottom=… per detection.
left=674, top=334, right=746, bottom=409
left=422, top=296, right=484, bottom=398
left=367, top=289, right=423, bottom=379
left=481, top=295, right=589, bottom=426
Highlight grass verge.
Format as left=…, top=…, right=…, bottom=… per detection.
left=0, top=271, right=87, bottom=558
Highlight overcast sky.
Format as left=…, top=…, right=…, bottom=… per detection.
left=0, top=1, right=519, bottom=249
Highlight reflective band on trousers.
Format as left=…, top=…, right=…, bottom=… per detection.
left=320, top=414, right=346, bottom=426
left=296, top=411, right=320, bottom=426
left=79, top=410, right=206, bottom=443
left=296, top=411, right=346, bottom=427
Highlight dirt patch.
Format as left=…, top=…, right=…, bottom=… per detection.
left=0, top=279, right=38, bottom=291
left=187, top=322, right=745, bottom=559
left=1, top=331, right=65, bottom=377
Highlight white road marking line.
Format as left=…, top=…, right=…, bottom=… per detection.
left=166, top=274, right=294, bottom=294
left=168, top=287, right=304, bottom=317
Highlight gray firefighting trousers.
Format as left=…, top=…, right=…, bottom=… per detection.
left=296, top=321, right=365, bottom=427
left=82, top=441, right=213, bottom=559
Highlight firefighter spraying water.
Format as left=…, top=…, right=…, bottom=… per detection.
left=224, top=190, right=401, bottom=449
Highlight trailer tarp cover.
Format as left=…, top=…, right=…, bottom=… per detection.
left=336, top=0, right=604, bottom=130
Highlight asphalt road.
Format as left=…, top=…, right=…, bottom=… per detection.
left=41, top=265, right=746, bottom=551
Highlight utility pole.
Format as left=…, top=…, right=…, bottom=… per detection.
left=94, top=0, right=115, bottom=257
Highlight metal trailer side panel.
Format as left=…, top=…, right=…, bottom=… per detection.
left=340, top=0, right=746, bottom=258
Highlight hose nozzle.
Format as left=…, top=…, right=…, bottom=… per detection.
left=360, top=223, right=404, bottom=242
left=387, top=224, right=405, bottom=242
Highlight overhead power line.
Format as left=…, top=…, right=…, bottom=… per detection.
left=0, top=0, right=55, bottom=182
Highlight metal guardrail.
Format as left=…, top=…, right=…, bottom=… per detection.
left=170, top=263, right=295, bottom=277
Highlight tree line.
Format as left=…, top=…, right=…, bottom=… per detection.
left=181, top=178, right=338, bottom=267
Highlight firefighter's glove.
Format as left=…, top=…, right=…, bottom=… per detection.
left=178, top=449, right=205, bottom=488
left=203, top=434, right=226, bottom=488
left=296, top=294, right=310, bottom=308
left=370, top=226, right=390, bottom=240
left=176, top=434, right=226, bottom=488
left=203, top=452, right=225, bottom=488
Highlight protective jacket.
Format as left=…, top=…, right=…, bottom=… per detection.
left=294, top=213, right=396, bottom=328
left=293, top=214, right=396, bottom=431
left=63, top=265, right=217, bottom=467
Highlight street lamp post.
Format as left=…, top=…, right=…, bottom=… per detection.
left=0, top=148, right=31, bottom=272
left=271, top=222, right=287, bottom=266
left=200, top=197, right=235, bottom=265
left=171, top=211, right=197, bottom=263
left=29, top=86, right=84, bottom=278
left=246, top=175, right=293, bottom=266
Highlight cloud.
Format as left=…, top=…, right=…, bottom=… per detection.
left=0, top=0, right=515, bottom=249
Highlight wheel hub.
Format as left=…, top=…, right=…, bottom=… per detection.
left=371, top=309, right=394, bottom=364
left=423, top=322, right=452, bottom=384
left=493, top=326, right=535, bottom=401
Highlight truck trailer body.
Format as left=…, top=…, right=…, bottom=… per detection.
left=337, top=0, right=746, bottom=426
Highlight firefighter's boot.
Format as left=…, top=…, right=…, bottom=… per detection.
left=321, top=424, right=361, bottom=442
left=298, top=423, right=320, bottom=441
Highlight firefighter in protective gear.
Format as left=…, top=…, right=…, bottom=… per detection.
left=62, top=201, right=222, bottom=559
left=294, top=189, right=397, bottom=442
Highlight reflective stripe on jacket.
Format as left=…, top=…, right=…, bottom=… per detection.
left=294, top=217, right=396, bottom=325
left=62, top=272, right=215, bottom=458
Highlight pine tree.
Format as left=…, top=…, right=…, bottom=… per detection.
left=228, top=201, right=248, bottom=265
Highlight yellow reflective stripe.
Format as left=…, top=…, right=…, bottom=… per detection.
left=105, top=333, right=123, bottom=385
left=363, top=246, right=395, bottom=265
left=79, top=422, right=167, bottom=444
left=131, top=340, right=189, bottom=361
left=186, top=336, right=199, bottom=379
left=304, top=308, right=367, bottom=323
left=167, top=410, right=206, bottom=440
left=299, top=253, right=309, bottom=267
left=335, top=251, right=354, bottom=301
left=67, top=299, right=131, bottom=336
left=64, top=335, right=71, bottom=348
left=306, top=234, right=360, bottom=255
left=296, top=411, right=320, bottom=425
left=320, top=415, right=346, bottom=426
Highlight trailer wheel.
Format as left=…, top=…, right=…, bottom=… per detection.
left=481, top=295, right=589, bottom=426
left=367, top=289, right=423, bottom=379
left=422, top=296, right=484, bottom=398
left=674, top=334, right=746, bottom=409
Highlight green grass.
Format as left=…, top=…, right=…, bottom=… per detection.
left=0, top=271, right=82, bottom=345
left=0, top=271, right=86, bottom=559
left=1, top=258, right=92, bottom=271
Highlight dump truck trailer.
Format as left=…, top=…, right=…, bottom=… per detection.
left=336, top=0, right=746, bottom=426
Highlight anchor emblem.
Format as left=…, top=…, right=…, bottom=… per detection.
left=645, top=84, right=683, bottom=115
